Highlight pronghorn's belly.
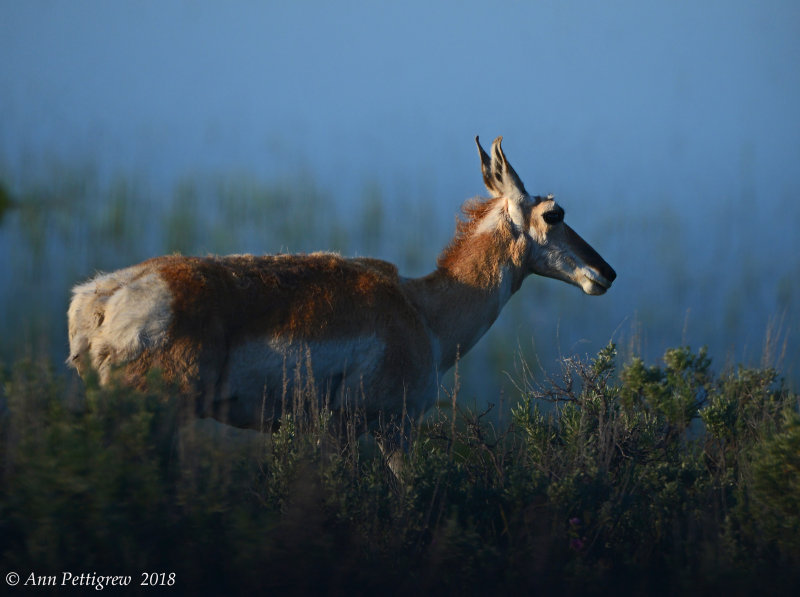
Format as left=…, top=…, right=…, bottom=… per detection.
left=67, top=253, right=437, bottom=426
left=217, top=335, right=389, bottom=428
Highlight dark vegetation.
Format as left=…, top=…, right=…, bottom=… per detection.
left=1, top=344, right=798, bottom=596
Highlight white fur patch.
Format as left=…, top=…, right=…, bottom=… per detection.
left=67, top=266, right=172, bottom=381
left=474, top=202, right=505, bottom=236
left=506, top=197, right=527, bottom=229
left=96, top=272, right=172, bottom=361
left=474, top=197, right=528, bottom=237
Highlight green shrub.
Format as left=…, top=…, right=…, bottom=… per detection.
left=1, top=346, right=798, bottom=595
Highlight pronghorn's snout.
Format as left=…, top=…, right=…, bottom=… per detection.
left=558, top=223, right=617, bottom=296
left=579, top=262, right=617, bottom=296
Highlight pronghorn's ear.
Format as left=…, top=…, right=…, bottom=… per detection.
left=476, top=135, right=494, bottom=192
left=475, top=136, right=528, bottom=200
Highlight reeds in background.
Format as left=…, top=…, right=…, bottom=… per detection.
left=0, top=163, right=797, bottom=396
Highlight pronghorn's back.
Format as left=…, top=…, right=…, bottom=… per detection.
left=68, top=252, right=435, bottom=427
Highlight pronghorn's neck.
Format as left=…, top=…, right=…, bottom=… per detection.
left=404, top=269, right=517, bottom=373
left=405, top=196, right=531, bottom=372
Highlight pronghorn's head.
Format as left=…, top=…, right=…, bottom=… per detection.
left=475, top=136, right=616, bottom=295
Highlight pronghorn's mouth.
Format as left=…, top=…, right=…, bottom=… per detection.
left=579, top=267, right=613, bottom=295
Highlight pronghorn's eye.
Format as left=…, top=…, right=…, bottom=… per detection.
left=542, top=209, right=564, bottom=225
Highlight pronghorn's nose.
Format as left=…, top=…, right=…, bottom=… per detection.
left=591, top=253, right=616, bottom=287
left=586, top=259, right=616, bottom=292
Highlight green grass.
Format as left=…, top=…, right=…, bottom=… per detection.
left=1, top=344, right=798, bottom=595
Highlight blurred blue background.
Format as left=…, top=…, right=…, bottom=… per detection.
left=1, top=1, right=799, bottom=397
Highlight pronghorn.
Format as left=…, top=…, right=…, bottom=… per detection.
left=67, top=136, right=616, bottom=445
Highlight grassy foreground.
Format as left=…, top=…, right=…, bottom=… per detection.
left=1, top=344, right=798, bottom=596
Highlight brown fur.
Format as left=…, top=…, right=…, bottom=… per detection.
left=118, top=252, right=420, bottom=399
left=437, top=196, right=531, bottom=288
left=149, top=252, right=401, bottom=339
